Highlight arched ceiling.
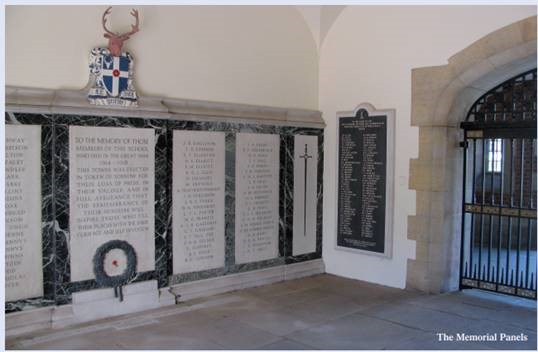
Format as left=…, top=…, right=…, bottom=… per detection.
left=295, top=5, right=346, bottom=53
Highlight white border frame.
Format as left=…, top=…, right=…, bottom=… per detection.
left=335, top=103, right=395, bottom=258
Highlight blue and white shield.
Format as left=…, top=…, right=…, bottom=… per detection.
left=100, top=54, right=130, bottom=97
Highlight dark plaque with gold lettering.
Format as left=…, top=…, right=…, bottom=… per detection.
left=336, top=105, right=393, bottom=256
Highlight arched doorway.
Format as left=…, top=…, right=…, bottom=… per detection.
left=460, top=69, right=537, bottom=299
left=406, top=16, right=537, bottom=295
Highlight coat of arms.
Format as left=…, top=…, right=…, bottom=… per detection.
left=88, top=7, right=139, bottom=107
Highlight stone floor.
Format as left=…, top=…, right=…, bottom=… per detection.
left=6, top=274, right=537, bottom=350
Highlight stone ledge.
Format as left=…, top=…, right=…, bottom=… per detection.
left=72, top=280, right=158, bottom=304
left=5, top=280, right=172, bottom=337
left=71, top=281, right=161, bottom=324
left=5, top=306, right=53, bottom=337
left=170, top=259, right=325, bottom=302
left=284, top=259, right=326, bottom=280
left=5, top=86, right=325, bottom=128
left=6, top=259, right=325, bottom=337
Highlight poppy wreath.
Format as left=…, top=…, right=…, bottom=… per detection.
left=93, top=240, right=137, bottom=287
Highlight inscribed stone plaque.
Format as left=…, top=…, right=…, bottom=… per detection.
left=336, top=105, right=394, bottom=256
left=5, top=125, right=43, bottom=301
left=172, top=130, right=225, bottom=274
left=235, top=133, right=280, bottom=264
left=69, top=126, right=155, bottom=281
left=292, top=135, right=318, bottom=256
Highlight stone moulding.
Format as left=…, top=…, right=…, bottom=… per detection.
left=5, top=86, right=325, bottom=128
left=407, top=15, right=537, bottom=294
left=4, top=88, right=326, bottom=335
left=5, top=259, right=325, bottom=337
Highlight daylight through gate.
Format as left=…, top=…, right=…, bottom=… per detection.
left=460, top=69, right=537, bottom=299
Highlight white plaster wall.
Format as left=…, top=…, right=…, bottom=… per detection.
left=5, top=5, right=318, bottom=110
left=319, top=6, right=536, bottom=288
left=6, top=5, right=537, bottom=291
left=295, top=6, right=346, bottom=53
left=296, top=6, right=321, bottom=52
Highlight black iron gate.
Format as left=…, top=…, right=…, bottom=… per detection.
left=460, top=69, right=537, bottom=299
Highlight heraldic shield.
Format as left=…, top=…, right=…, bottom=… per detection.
left=101, top=54, right=129, bottom=96
left=88, top=48, right=138, bottom=107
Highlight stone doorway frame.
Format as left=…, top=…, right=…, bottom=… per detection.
left=406, top=16, right=537, bottom=294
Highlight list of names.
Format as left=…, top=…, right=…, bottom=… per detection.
left=172, top=130, right=225, bottom=273
left=235, top=133, right=280, bottom=264
left=337, top=114, right=387, bottom=253
left=5, top=125, right=43, bottom=301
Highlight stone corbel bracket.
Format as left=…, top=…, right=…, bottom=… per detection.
left=5, top=86, right=325, bottom=128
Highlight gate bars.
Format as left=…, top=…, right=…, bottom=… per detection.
left=459, top=69, right=537, bottom=299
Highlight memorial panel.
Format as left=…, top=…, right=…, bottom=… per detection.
left=5, top=125, right=44, bottom=301
left=235, top=133, right=280, bottom=264
left=337, top=108, right=392, bottom=255
left=69, top=126, right=155, bottom=281
left=292, top=135, right=318, bottom=256
left=172, top=130, right=225, bottom=274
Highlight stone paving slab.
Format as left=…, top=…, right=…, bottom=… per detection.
left=6, top=274, right=537, bottom=350
left=259, top=337, right=315, bottom=350
left=286, top=313, right=421, bottom=350
left=359, top=301, right=478, bottom=333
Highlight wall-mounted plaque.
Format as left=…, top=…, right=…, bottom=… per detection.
left=5, top=125, right=44, bottom=301
left=336, top=103, right=394, bottom=257
left=292, top=135, right=318, bottom=256
left=69, top=126, right=155, bottom=281
left=172, top=130, right=226, bottom=274
left=235, top=133, right=280, bottom=264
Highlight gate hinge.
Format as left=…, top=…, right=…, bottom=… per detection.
left=459, top=141, right=468, bottom=148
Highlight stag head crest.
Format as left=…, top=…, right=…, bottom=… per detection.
left=102, top=6, right=139, bottom=57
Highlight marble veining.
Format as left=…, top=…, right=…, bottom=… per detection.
left=5, top=112, right=324, bottom=312
left=5, top=113, right=55, bottom=313
left=284, top=127, right=324, bottom=264
left=53, top=115, right=168, bottom=304
left=224, top=132, right=236, bottom=268
left=153, top=125, right=169, bottom=288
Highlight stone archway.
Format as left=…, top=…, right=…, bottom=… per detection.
left=406, top=16, right=537, bottom=294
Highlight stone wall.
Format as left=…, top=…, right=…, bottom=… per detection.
left=4, top=90, right=325, bottom=320
left=407, top=16, right=537, bottom=294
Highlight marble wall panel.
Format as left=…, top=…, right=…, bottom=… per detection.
left=53, top=115, right=167, bottom=304
left=284, top=127, right=324, bottom=264
left=5, top=113, right=54, bottom=313
left=292, top=135, right=318, bottom=256
left=5, top=112, right=324, bottom=310
left=235, top=132, right=280, bottom=264
left=69, top=126, right=156, bottom=281
left=5, top=124, right=43, bottom=301
left=168, top=123, right=289, bottom=285
left=172, top=130, right=226, bottom=274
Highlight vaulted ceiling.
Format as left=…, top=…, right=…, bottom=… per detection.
left=295, top=6, right=346, bottom=53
